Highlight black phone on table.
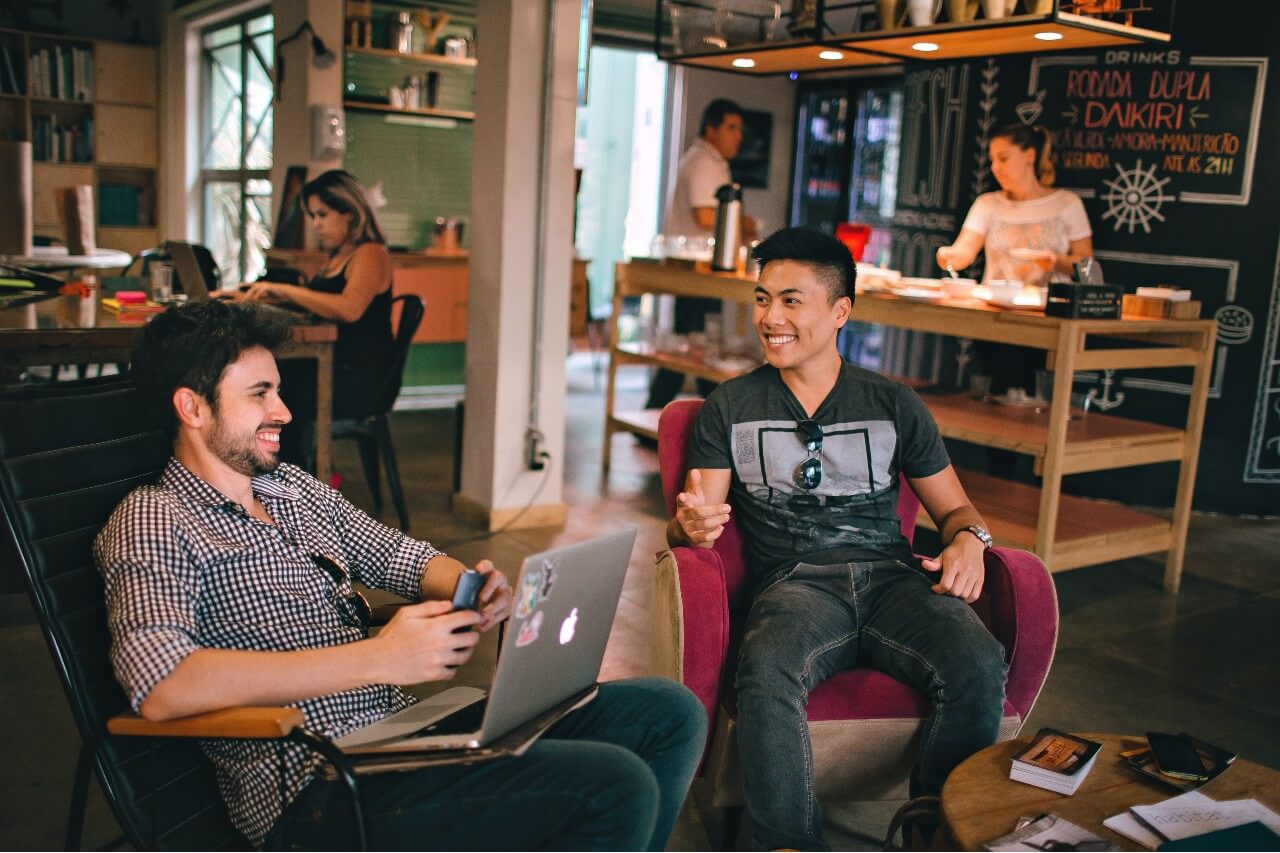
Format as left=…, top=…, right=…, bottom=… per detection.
left=1146, top=731, right=1208, bottom=780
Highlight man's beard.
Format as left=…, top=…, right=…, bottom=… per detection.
left=208, top=416, right=283, bottom=477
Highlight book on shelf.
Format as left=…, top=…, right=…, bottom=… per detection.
left=0, top=45, right=20, bottom=95
left=26, top=45, right=91, bottom=101
left=1008, top=728, right=1102, bottom=795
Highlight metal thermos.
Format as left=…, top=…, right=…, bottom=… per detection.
left=711, top=182, right=743, bottom=271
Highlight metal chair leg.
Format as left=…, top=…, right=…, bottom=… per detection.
left=354, top=430, right=382, bottom=511
left=292, top=730, right=368, bottom=851
left=371, top=415, right=409, bottom=532
left=65, top=742, right=91, bottom=851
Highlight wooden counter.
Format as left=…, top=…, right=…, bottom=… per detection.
left=606, top=261, right=1216, bottom=592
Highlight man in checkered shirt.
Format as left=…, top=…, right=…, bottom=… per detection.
left=95, top=300, right=706, bottom=849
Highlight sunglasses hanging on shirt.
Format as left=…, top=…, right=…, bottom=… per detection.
left=312, top=554, right=373, bottom=630
left=793, top=419, right=824, bottom=491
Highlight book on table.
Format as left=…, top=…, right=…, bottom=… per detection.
left=1009, top=728, right=1102, bottom=795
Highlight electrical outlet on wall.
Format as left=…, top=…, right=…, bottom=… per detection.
left=311, top=105, right=345, bottom=160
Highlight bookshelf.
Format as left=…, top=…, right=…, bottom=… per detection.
left=0, top=29, right=159, bottom=258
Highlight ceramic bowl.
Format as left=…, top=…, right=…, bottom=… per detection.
left=942, top=277, right=977, bottom=299
left=986, top=279, right=1024, bottom=303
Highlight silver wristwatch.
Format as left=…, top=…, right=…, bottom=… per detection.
left=956, top=524, right=993, bottom=549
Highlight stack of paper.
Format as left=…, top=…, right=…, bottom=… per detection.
left=984, top=814, right=1117, bottom=851
left=1104, top=790, right=1280, bottom=849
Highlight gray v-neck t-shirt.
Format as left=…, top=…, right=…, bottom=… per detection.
left=689, top=362, right=950, bottom=587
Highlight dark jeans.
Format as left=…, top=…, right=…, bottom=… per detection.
left=735, top=560, right=1007, bottom=851
left=272, top=678, right=707, bottom=851
left=644, top=296, right=719, bottom=410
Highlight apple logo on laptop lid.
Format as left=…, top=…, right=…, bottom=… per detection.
left=559, top=608, right=579, bottom=645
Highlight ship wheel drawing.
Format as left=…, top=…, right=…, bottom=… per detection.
left=1101, top=159, right=1176, bottom=234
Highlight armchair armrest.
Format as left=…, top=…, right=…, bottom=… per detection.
left=654, top=546, right=732, bottom=728
left=979, top=547, right=1058, bottom=721
left=108, top=707, right=305, bottom=739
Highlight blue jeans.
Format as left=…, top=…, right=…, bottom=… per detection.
left=735, top=560, right=1007, bottom=851
left=272, top=678, right=706, bottom=851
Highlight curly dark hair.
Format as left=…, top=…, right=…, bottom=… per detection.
left=131, top=300, right=293, bottom=435
left=751, top=226, right=857, bottom=304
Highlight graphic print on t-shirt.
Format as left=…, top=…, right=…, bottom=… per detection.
left=731, top=417, right=898, bottom=506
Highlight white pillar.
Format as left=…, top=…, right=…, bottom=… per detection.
left=454, top=0, right=578, bottom=529
left=270, top=0, right=344, bottom=235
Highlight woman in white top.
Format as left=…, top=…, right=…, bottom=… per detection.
left=937, top=124, right=1093, bottom=284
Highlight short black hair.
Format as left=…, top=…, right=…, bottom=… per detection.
left=751, top=226, right=857, bottom=304
left=131, top=300, right=293, bottom=435
left=700, top=98, right=744, bottom=135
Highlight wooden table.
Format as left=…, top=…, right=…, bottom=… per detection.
left=606, top=261, right=1217, bottom=592
left=942, top=733, right=1280, bottom=850
left=0, top=293, right=337, bottom=482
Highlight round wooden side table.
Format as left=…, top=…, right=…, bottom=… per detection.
left=942, top=733, right=1280, bottom=850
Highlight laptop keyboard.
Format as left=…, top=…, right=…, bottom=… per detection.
left=409, top=697, right=489, bottom=738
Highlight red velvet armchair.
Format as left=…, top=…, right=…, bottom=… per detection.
left=651, top=399, right=1058, bottom=809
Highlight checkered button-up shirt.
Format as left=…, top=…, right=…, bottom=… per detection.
left=94, top=459, right=442, bottom=846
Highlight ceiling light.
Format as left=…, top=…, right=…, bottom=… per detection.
left=732, top=58, right=756, bottom=68
left=1034, top=31, right=1064, bottom=40
left=818, top=50, right=844, bottom=60
left=912, top=41, right=939, bottom=52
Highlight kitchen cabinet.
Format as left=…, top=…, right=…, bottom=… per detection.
left=605, top=260, right=1215, bottom=593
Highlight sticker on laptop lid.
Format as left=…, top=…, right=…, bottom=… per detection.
left=537, top=560, right=557, bottom=599
left=515, top=572, right=541, bottom=619
left=515, top=610, right=544, bottom=647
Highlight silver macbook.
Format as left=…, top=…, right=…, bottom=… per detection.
left=335, top=526, right=638, bottom=753
left=168, top=241, right=217, bottom=301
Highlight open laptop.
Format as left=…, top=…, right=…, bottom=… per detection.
left=167, top=241, right=218, bottom=301
left=335, top=526, right=638, bottom=754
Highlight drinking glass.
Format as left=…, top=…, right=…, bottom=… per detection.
left=149, top=264, right=174, bottom=301
left=970, top=373, right=992, bottom=400
left=704, top=312, right=723, bottom=361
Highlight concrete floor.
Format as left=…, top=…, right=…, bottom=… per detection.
left=1, top=355, right=1277, bottom=849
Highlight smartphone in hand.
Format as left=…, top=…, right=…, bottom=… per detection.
left=451, top=570, right=484, bottom=612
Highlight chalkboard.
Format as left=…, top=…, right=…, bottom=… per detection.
left=882, top=4, right=1278, bottom=513
left=1030, top=51, right=1267, bottom=213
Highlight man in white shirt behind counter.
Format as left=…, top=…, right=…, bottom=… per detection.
left=646, top=99, right=758, bottom=414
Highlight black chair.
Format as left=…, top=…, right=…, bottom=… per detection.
left=0, top=378, right=366, bottom=850
left=332, top=294, right=424, bottom=532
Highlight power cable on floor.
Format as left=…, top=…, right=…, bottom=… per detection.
left=438, top=456, right=554, bottom=549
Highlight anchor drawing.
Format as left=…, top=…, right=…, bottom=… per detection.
left=1087, top=369, right=1126, bottom=411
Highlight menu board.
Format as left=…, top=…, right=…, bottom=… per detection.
left=1029, top=51, right=1267, bottom=209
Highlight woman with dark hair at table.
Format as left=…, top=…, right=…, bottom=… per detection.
left=243, top=170, right=394, bottom=466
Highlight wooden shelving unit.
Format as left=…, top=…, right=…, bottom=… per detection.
left=343, top=100, right=475, bottom=122
left=0, top=29, right=159, bottom=258
left=346, top=45, right=476, bottom=68
left=605, top=261, right=1217, bottom=592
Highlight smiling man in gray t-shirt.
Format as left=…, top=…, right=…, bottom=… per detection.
left=668, top=227, right=1008, bottom=851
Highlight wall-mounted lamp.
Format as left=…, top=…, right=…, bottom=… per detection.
left=275, top=21, right=336, bottom=100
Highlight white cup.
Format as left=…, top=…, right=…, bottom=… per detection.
left=908, top=0, right=943, bottom=25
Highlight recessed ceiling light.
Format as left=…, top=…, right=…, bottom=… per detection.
left=818, top=50, right=844, bottom=61
left=1034, top=31, right=1064, bottom=40
left=911, top=41, right=939, bottom=52
left=732, top=58, right=756, bottom=68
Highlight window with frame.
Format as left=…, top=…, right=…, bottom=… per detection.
left=201, top=11, right=273, bottom=284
